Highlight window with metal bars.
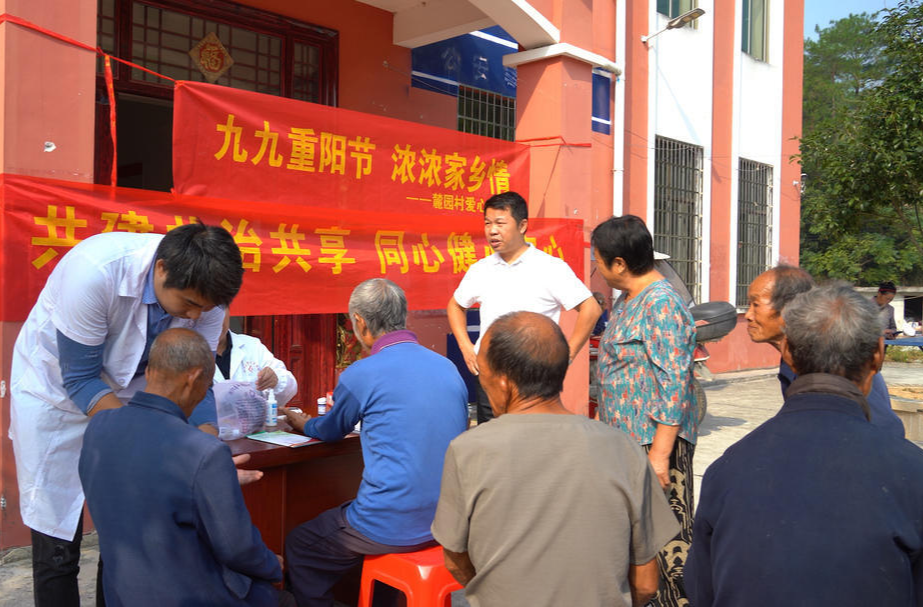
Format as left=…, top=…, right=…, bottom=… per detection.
left=654, top=136, right=704, bottom=302
left=97, top=0, right=336, bottom=103
left=736, top=159, right=773, bottom=307
left=457, top=85, right=516, bottom=142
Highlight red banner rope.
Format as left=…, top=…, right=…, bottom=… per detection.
left=0, top=13, right=177, bottom=185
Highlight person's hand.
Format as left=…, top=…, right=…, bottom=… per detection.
left=232, top=454, right=264, bottom=485
left=647, top=450, right=671, bottom=490
left=281, top=407, right=311, bottom=434
left=461, top=343, right=479, bottom=376
left=276, top=554, right=284, bottom=569
left=255, top=367, right=279, bottom=391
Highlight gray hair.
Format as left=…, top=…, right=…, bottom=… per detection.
left=348, top=279, right=407, bottom=337
left=768, top=265, right=815, bottom=312
left=782, top=284, right=881, bottom=382
left=148, top=328, right=215, bottom=381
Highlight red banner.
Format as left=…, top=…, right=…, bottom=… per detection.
left=172, top=81, right=530, bottom=216
left=0, top=175, right=582, bottom=322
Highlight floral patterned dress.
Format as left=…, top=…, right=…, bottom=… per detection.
left=597, top=279, right=697, bottom=445
left=597, top=278, right=697, bottom=607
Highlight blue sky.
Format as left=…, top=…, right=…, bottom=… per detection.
left=804, top=0, right=893, bottom=39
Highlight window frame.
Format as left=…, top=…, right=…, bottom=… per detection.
left=657, top=0, right=699, bottom=24
left=97, top=0, right=338, bottom=104
left=457, top=84, right=516, bottom=142
left=741, top=0, right=769, bottom=62
left=653, top=136, right=704, bottom=303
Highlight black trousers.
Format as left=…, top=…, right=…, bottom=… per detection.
left=284, top=502, right=434, bottom=607
left=31, top=514, right=105, bottom=607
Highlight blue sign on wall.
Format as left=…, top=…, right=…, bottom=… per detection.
left=411, top=26, right=519, bottom=97
left=592, top=68, right=612, bottom=135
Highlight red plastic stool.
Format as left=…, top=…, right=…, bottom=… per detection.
left=358, top=546, right=462, bottom=607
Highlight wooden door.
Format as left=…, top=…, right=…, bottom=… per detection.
left=244, top=314, right=337, bottom=415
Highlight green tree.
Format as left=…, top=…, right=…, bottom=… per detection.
left=802, top=13, right=887, bottom=134
left=799, top=1, right=923, bottom=285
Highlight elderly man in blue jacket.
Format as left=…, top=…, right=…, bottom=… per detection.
left=79, top=328, right=283, bottom=606
left=282, top=279, right=469, bottom=607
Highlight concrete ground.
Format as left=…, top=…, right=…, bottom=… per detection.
left=2, top=362, right=920, bottom=606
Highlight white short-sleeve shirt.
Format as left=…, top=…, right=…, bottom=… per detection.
left=453, top=245, right=591, bottom=351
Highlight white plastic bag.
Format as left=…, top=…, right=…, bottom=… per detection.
left=214, top=381, right=267, bottom=440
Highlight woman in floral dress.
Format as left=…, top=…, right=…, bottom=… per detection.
left=591, top=215, right=697, bottom=607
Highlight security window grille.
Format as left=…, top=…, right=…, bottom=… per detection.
left=457, top=85, right=516, bottom=142
left=97, top=0, right=335, bottom=103
left=742, top=0, right=769, bottom=61
left=654, top=136, right=704, bottom=302
left=736, top=159, right=773, bottom=307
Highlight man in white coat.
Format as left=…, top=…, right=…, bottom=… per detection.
left=10, top=223, right=244, bottom=607
left=215, top=310, right=298, bottom=407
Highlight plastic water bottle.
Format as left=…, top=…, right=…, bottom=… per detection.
left=317, top=397, right=327, bottom=416
left=265, top=391, right=277, bottom=427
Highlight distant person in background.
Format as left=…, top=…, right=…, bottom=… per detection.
left=873, top=281, right=899, bottom=338
left=591, top=215, right=698, bottom=607
left=215, top=310, right=298, bottom=406
left=745, top=266, right=904, bottom=438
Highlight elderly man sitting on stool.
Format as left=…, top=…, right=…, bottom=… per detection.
left=432, top=311, right=679, bottom=607
left=79, top=328, right=285, bottom=606
left=282, top=279, right=469, bottom=607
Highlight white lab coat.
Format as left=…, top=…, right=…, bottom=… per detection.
left=10, top=232, right=225, bottom=540
left=214, top=331, right=298, bottom=406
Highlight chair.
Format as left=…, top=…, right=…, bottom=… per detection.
left=358, top=545, right=462, bottom=607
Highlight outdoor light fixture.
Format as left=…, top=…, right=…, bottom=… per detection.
left=641, top=8, right=706, bottom=43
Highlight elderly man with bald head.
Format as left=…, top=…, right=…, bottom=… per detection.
left=432, top=311, right=678, bottom=607
left=745, top=265, right=904, bottom=437
left=79, top=328, right=284, bottom=607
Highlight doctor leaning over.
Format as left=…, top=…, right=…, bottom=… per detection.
left=9, top=223, right=245, bottom=607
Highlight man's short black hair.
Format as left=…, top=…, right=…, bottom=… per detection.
left=485, top=311, right=568, bottom=400
left=483, top=191, right=528, bottom=225
left=590, top=215, right=654, bottom=274
left=155, top=223, right=244, bottom=307
left=767, top=265, right=815, bottom=312
left=878, top=281, right=897, bottom=294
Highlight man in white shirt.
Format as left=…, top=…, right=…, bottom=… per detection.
left=447, top=191, right=600, bottom=423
